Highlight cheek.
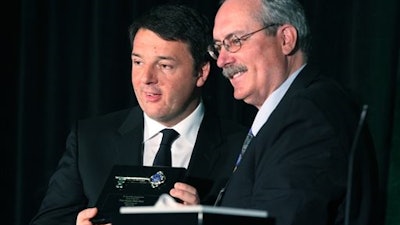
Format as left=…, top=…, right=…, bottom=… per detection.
left=170, top=78, right=197, bottom=99
left=131, top=76, right=140, bottom=94
left=252, top=48, right=283, bottom=73
left=131, top=68, right=146, bottom=86
left=131, top=74, right=138, bottom=85
left=131, top=68, right=137, bottom=83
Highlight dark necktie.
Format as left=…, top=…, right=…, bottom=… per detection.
left=153, top=129, right=179, bottom=166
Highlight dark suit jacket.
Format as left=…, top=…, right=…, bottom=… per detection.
left=220, top=65, right=379, bottom=225
left=30, top=106, right=247, bottom=225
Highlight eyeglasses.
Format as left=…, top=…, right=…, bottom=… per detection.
left=207, top=23, right=280, bottom=60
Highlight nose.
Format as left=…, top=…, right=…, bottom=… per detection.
left=140, top=65, right=157, bottom=84
left=216, top=48, right=232, bottom=68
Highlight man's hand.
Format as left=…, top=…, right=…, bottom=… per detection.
left=169, top=182, right=200, bottom=205
left=76, top=207, right=111, bottom=225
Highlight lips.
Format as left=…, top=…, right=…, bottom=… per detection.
left=145, top=92, right=160, bottom=96
left=143, top=90, right=161, bottom=102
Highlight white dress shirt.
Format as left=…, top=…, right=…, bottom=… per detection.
left=142, top=101, right=204, bottom=168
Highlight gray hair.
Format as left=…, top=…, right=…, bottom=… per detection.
left=259, top=0, right=310, bottom=56
left=219, top=0, right=311, bottom=57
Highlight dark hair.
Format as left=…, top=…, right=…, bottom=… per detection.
left=128, top=4, right=212, bottom=73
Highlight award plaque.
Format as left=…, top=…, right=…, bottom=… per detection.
left=91, top=165, right=187, bottom=224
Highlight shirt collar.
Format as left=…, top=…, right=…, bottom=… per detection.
left=143, top=100, right=205, bottom=142
left=251, top=64, right=306, bottom=135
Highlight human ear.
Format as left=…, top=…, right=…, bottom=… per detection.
left=196, top=62, right=210, bottom=87
left=279, top=24, right=298, bottom=55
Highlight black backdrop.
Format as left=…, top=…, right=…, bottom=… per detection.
left=4, top=0, right=399, bottom=225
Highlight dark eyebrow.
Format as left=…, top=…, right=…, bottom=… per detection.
left=131, top=52, right=139, bottom=57
left=157, top=56, right=176, bottom=61
left=131, top=52, right=176, bottom=62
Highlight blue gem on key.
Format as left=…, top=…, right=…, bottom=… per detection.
left=149, top=171, right=166, bottom=188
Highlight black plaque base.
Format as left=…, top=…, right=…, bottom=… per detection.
left=92, top=165, right=186, bottom=224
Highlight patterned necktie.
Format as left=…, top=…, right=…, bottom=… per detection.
left=214, top=130, right=254, bottom=206
left=153, top=129, right=179, bottom=166
left=233, top=130, right=254, bottom=172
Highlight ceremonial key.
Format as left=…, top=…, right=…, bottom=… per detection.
left=115, top=171, right=166, bottom=189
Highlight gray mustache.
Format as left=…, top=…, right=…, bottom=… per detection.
left=222, top=65, right=248, bottom=79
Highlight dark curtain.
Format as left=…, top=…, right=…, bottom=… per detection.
left=4, top=0, right=399, bottom=225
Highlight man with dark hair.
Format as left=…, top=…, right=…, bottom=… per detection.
left=30, top=4, right=247, bottom=225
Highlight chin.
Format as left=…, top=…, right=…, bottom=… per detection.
left=233, top=92, right=244, bottom=101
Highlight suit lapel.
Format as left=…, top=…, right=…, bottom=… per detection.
left=186, top=110, right=223, bottom=176
left=253, top=64, right=320, bottom=144
left=285, top=64, right=320, bottom=96
left=114, top=107, right=144, bottom=165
